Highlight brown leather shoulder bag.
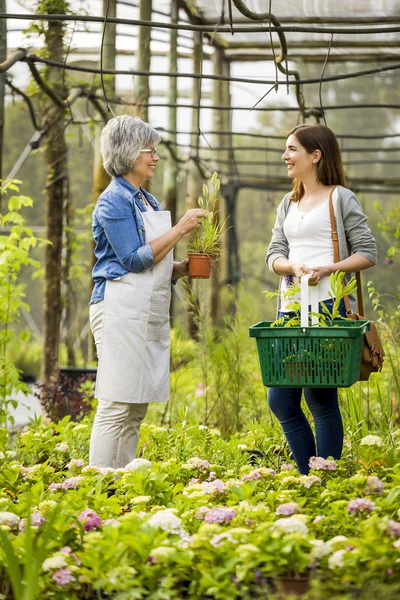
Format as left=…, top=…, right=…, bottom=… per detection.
left=328, top=188, right=384, bottom=381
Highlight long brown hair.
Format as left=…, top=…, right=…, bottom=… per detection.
left=287, top=124, right=346, bottom=201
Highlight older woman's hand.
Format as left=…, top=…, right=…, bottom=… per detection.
left=172, top=259, right=189, bottom=280
left=177, top=209, right=209, bottom=236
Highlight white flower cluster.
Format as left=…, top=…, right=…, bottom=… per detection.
left=147, top=509, right=182, bottom=534
left=125, top=458, right=152, bottom=471
left=0, top=512, right=20, bottom=528
left=273, top=517, right=309, bottom=535
left=42, top=555, right=67, bottom=571
left=359, top=435, right=384, bottom=447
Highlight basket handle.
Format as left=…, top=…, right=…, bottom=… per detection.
left=300, top=275, right=319, bottom=327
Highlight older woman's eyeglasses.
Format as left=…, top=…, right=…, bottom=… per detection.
left=140, top=148, right=159, bottom=158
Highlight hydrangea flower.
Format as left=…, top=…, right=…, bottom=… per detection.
left=78, top=508, right=103, bottom=531
left=300, top=475, right=322, bottom=489
left=242, top=467, right=275, bottom=482
left=280, top=463, right=296, bottom=472
left=195, top=506, right=210, bottom=520
left=365, top=476, right=384, bottom=494
left=195, top=383, right=206, bottom=398
left=386, top=520, right=400, bottom=536
left=204, top=507, right=236, bottom=524
left=66, top=459, right=85, bottom=469
left=131, top=496, right=152, bottom=505
left=347, top=498, right=375, bottom=514
left=54, top=442, right=69, bottom=453
left=184, top=457, right=211, bottom=471
left=210, top=532, right=235, bottom=547
left=309, top=539, right=331, bottom=560
left=62, top=476, right=84, bottom=490
left=0, top=512, right=20, bottom=528
left=309, top=457, right=337, bottom=471
left=149, top=546, right=176, bottom=562
left=42, top=555, right=68, bottom=571
left=104, top=518, right=121, bottom=528
left=273, top=517, right=309, bottom=535
left=19, top=511, right=46, bottom=532
left=147, top=509, right=182, bottom=533
left=52, top=568, right=75, bottom=586
left=237, top=444, right=247, bottom=451
left=200, top=479, right=227, bottom=496
left=125, top=458, right=152, bottom=471
left=276, top=502, right=299, bottom=516
left=328, top=549, right=346, bottom=569
left=359, top=435, right=384, bottom=447
left=327, top=535, right=348, bottom=548
left=313, top=515, right=326, bottom=525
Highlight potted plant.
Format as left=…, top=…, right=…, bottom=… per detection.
left=187, top=172, right=229, bottom=279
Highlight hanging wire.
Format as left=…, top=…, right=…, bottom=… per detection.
left=319, top=33, right=334, bottom=126
left=100, top=0, right=116, bottom=117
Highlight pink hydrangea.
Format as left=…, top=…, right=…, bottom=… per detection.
left=77, top=508, right=102, bottom=531
left=365, top=476, right=384, bottom=495
left=313, top=515, right=326, bottom=524
left=281, top=463, right=296, bottom=472
left=195, top=506, right=210, bottom=520
left=52, top=568, right=75, bottom=587
left=204, top=506, right=236, bottom=524
left=66, top=459, right=85, bottom=469
left=309, top=457, right=338, bottom=471
left=347, top=498, right=375, bottom=514
left=200, top=479, right=227, bottom=496
left=300, top=475, right=322, bottom=489
left=19, top=511, right=46, bottom=532
left=386, top=520, right=400, bottom=536
left=48, top=483, right=63, bottom=491
left=276, top=502, right=299, bottom=516
left=62, top=477, right=84, bottom=490
left=242, top=471, right=261, bottom=482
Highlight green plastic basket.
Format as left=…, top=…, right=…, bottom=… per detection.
left=249, top=320, right=370, bottom=388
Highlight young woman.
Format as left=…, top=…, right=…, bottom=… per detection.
left=89, top=115, right=208, bottom=468
left=266, top=124, right=377, bottom=474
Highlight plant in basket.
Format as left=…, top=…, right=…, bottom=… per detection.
left=187, top=172, right=229, bottom=279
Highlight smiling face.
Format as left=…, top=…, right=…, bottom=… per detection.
left=131, top=146, right=160, bottom=185
left=282, top=134, right=320, bottom=181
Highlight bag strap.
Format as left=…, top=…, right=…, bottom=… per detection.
left=328, top=187, right=365, bottom=316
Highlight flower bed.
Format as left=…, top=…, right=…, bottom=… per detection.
left=1, top=419, right=400, bottom=599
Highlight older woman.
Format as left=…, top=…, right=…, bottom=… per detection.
left=89, top=115, right=207, bottom=468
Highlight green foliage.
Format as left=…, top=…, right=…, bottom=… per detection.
left=0, top=184, right=48, bottom=427
left=266, top=271, right=357, bottom=327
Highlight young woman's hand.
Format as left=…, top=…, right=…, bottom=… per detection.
left=308, top=265, right=333, bottom=285
left=176, top=209, right=209, bottom=236
left=291, top=263, right=314, bottom=280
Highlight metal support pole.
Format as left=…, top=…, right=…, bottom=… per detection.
left=0, top=0, right=6, bottom=204
left=164, top=0, right=179, bottom=321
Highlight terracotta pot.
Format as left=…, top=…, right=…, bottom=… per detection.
left=188, top=253, right=212, bottom=279
left=275, top=574, right=310, bottom=596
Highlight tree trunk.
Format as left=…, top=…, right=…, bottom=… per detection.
left=40, top=13, right=68, bottom=387
left=134, top=0, right=152, bottom=122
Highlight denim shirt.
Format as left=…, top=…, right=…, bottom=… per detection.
left=90, top=176, right=161, bottom=304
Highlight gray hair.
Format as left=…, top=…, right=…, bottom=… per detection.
left=100, top=115, right=161, bottom=177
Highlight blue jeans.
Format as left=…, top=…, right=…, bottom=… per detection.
left=268, top=298, right=346, bottom=474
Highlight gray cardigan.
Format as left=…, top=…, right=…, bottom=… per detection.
left=266, top=186, right=378, bottom=312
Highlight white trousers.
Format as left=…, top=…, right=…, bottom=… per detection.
left=89, top=301, right=148, bottom=469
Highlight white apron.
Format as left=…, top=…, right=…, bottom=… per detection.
left=95, top=210, right=173, bottom=404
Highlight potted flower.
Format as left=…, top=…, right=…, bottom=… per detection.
left=187, top=172, right=229, bottom=279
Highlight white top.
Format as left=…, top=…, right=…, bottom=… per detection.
left=280, top=188, right=338, bottom=312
